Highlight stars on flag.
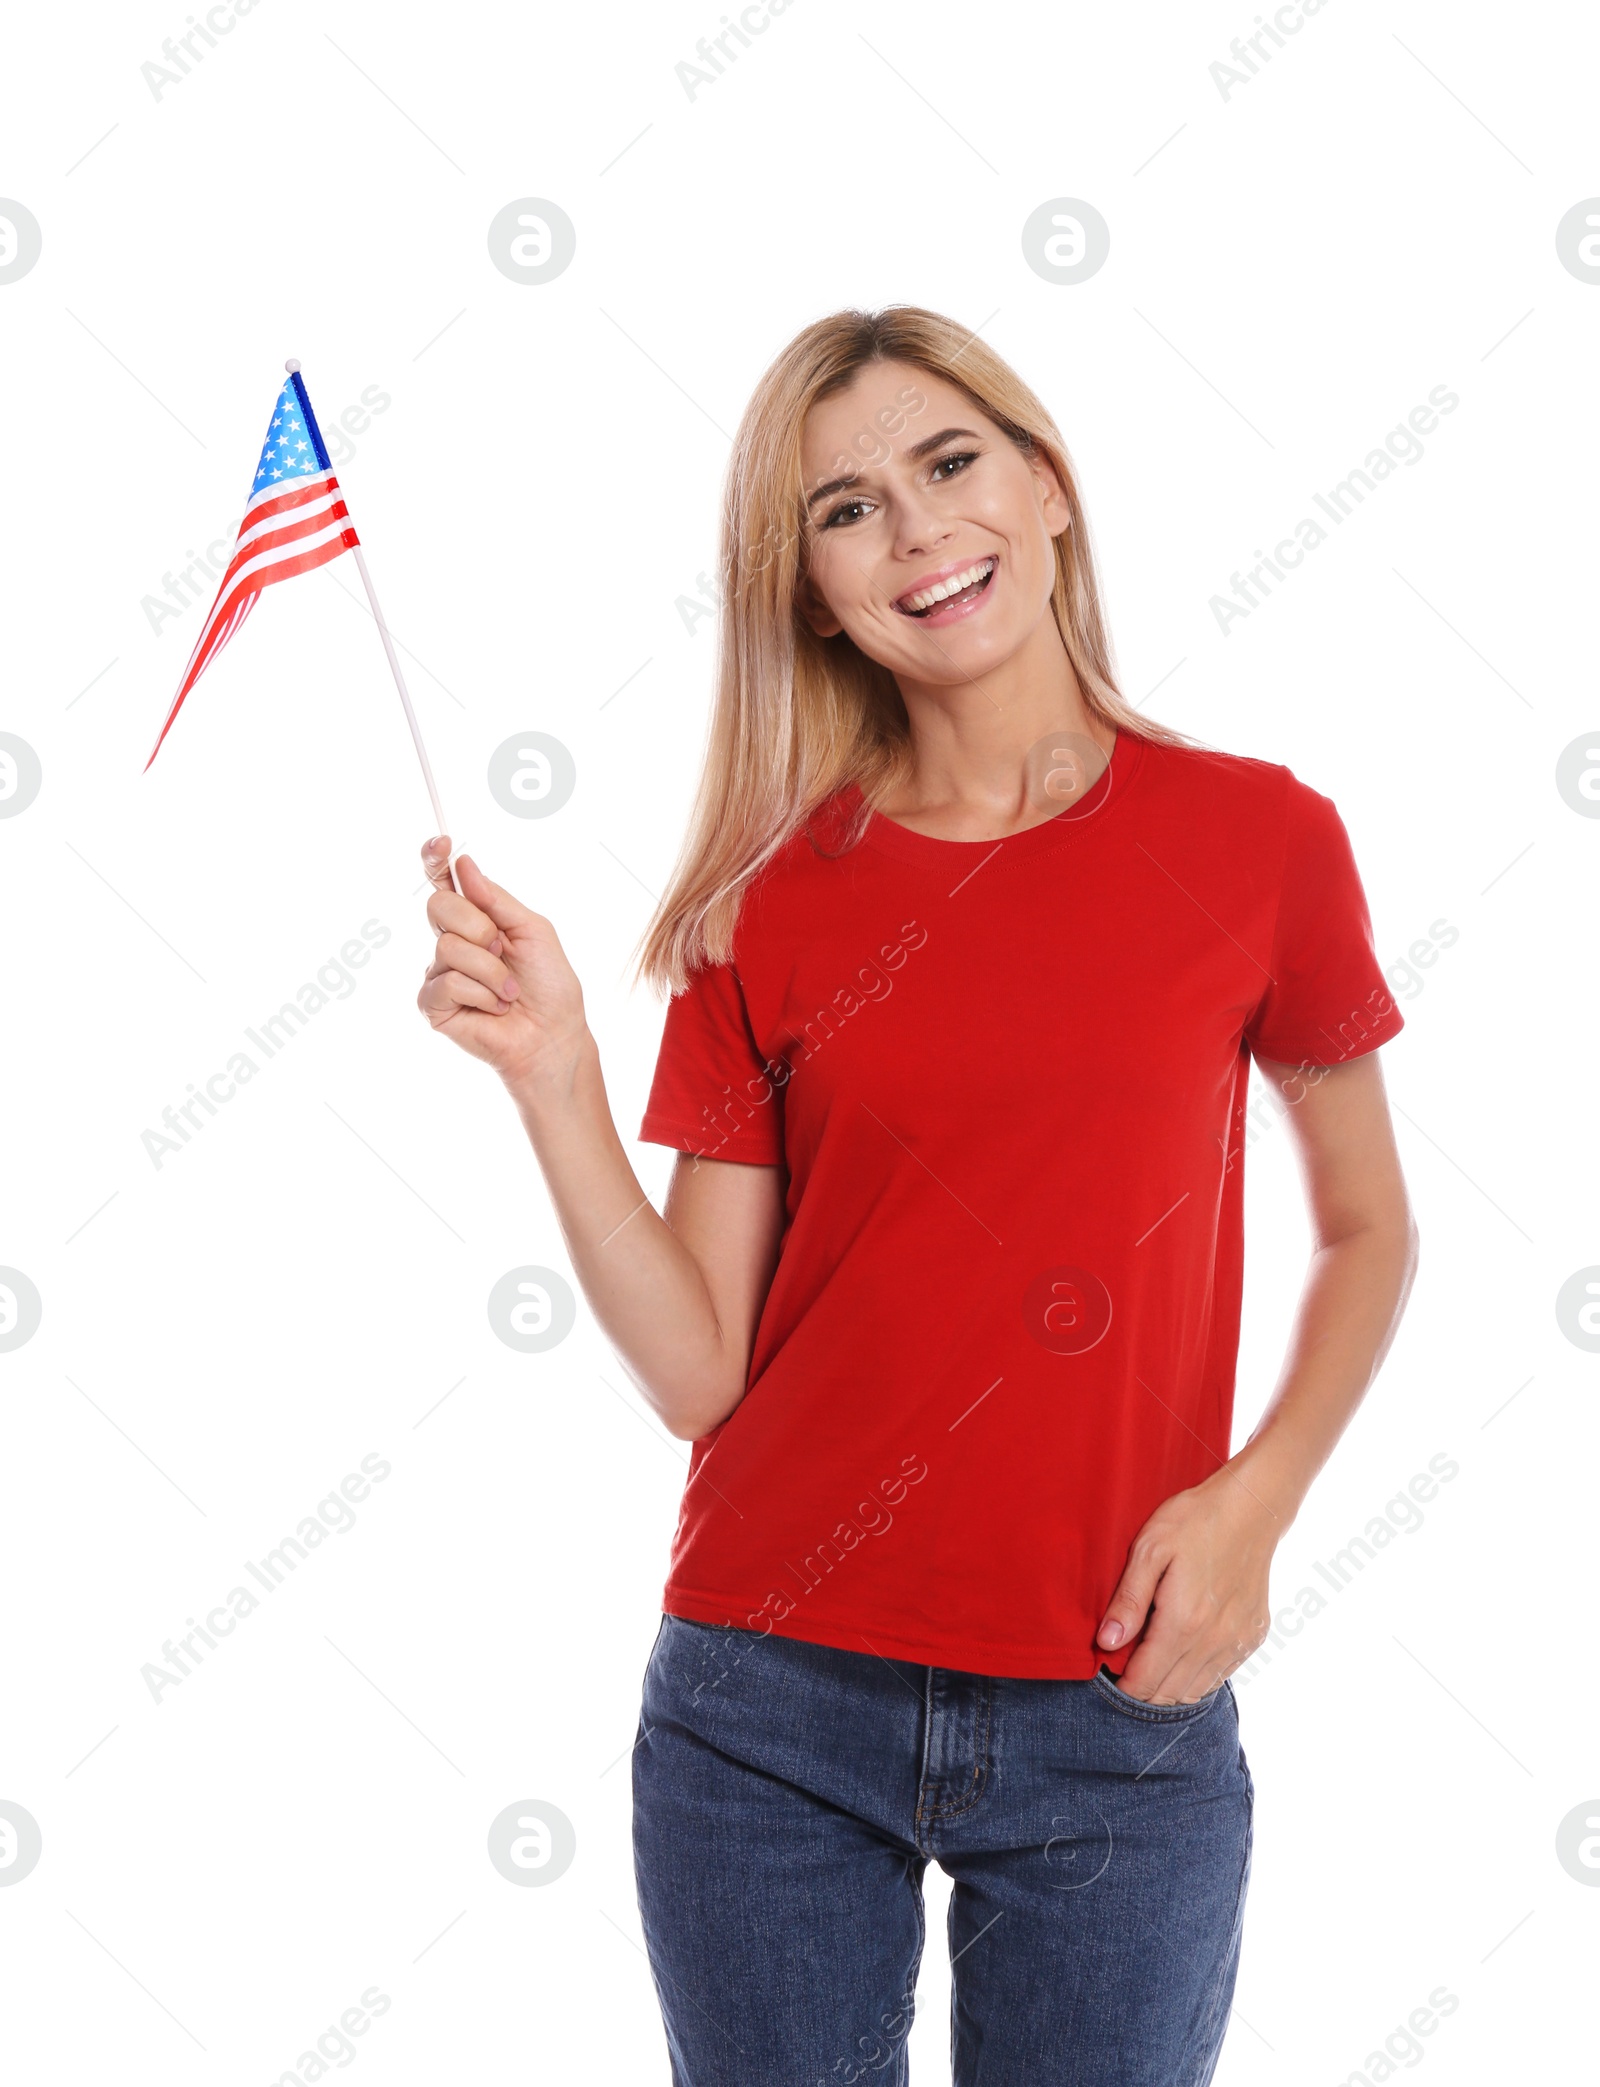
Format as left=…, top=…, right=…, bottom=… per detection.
left=252, top=379, right=325, bottom=493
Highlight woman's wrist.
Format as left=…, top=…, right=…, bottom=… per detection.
left=1219, top=1429, right=1318, bottom=1535
left=503, top=1023, right=602, bottom=1125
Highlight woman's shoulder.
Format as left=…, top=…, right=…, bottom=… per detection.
left=1138, top=732, right=1288, bottom=791
left=1135, top=732, right=1339, bottom=821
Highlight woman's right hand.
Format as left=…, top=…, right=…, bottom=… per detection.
left=417, top=837, right=590, bottom=1089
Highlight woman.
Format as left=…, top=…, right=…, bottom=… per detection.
left=417, top=307, right=1418, bottom=2085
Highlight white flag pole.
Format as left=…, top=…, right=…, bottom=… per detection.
left=350, top=544, right=459, bottom=894
left=286, top=359, right=460, bottom=894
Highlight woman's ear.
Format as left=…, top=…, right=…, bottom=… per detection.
left=795, top=572, right=844, bottom=638
left=1030, top=450, right=1074, bottom=539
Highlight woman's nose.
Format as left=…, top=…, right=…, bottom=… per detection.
left=891, top=492, right=955, bottom=561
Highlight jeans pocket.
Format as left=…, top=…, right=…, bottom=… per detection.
left=1090, top=1664, right=1229, bottom=1722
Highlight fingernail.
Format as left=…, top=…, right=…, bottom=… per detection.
left=1098, top=1619, right=1125, bottom=1648
left=425, top=838, right=444, bottom=858
left=498, top=976, right=519, bottom=1001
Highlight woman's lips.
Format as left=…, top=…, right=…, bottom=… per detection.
left=894, top=556, right=999, bottom=628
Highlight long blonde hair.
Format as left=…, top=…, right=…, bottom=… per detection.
left=634, top=305, right=1194, bottom=994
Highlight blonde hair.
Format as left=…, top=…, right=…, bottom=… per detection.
left=634, top=304, right=1195, bottom=994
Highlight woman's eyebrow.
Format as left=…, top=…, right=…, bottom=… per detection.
left=903, top=425, right=979, bottom=460
left=803, top=428, right=981, bottom=513
left=805, top=470, right=860, bottom=512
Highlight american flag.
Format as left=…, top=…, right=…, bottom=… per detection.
left=144, top=370, right=360, bottom=770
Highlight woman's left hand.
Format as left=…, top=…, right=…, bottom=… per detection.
left=1094, top=1467, right=1278, bottom=1703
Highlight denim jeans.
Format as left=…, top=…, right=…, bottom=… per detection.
left=632, top=1615, right=1253, bottom=2086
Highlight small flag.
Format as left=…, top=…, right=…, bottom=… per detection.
left=144, top=367, right=360, bottom=770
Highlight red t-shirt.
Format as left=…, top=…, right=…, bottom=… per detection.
left=637, top=732, right=1403, bottom=1678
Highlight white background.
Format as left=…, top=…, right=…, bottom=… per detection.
left=3, top=0, right=1596, bottom=2080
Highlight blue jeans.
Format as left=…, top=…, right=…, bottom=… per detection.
left=632, top=1616, right=1253, bottom=2086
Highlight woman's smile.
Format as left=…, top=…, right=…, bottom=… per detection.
left=892, top=553, right=999, bottom=625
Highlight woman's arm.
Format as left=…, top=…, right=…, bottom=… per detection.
left=1096, top=1048, right=1420, bottom=1702
left=419, top=842, right=786, bottom=1441
left=514, top=1050, right=786, bottom=1440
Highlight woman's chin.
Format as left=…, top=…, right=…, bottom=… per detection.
left=878, top=621, right=1032, bottom=683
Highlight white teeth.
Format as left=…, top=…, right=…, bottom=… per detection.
left=904, top=558, right=995, bottom=612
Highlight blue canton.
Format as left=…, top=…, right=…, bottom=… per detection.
left=251, top=380, right=325, bottom=497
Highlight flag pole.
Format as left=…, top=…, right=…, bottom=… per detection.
left=349, top=543, right=458, bottom=895
left=286, top=359, right=459, bottom=895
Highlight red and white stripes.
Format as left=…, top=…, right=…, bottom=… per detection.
left=144, top=470, right=360, bottom=770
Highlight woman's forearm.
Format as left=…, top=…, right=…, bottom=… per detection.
left=1228, top=1213, right=1420, bottom=1527
left=504, top=1033, right=744, bottom=1438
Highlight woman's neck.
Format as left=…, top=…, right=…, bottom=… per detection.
left=878, top=613, right=1115, bottom=834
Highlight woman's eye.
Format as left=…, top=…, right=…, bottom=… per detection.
left=930, top=450, right=978, bottom=481
left=822, top=497, right=872, bottom=530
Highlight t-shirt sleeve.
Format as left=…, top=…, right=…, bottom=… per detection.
left=638, top=959, right=786, bottom=1164
left=1243, top=774, right=1405, bottom=1067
